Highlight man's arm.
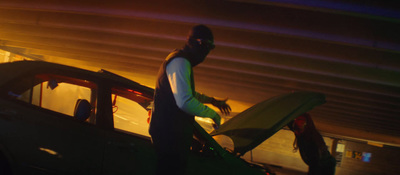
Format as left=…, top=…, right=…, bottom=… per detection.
left=194, top=92, right=213, bottom=103
left=195, top=92, right=231, bottom=115
left=166, top=57, right=221, bottom=126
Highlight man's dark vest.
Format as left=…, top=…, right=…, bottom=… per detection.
left=149, top=49, right=196, bottom=137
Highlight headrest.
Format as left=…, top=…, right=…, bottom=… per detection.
left=74, top=99, right=92, bottom=121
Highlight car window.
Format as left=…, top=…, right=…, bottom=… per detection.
left=111, top=87, right=152, bottom=137
left=6, top=73, right=97, bottom=123
left=40, top=81, right=92, bottom=116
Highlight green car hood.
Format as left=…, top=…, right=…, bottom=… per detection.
left=210, top=91, right=326, bottom=156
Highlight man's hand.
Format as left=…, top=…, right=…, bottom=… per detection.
left=211, top=113, right=221, bottom=129
left=211, top=97, right=231, bottom=115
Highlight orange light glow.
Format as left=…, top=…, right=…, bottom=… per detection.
left=39, top=147, right=62, bottom=158
left=127, top=89, right=143, bottom=95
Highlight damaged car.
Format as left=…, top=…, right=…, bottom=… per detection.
left=0, top=61, right=325, bottom=175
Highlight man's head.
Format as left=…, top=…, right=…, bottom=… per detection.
left=188, top=25, right=215, bottom=49
left=185, top=24, right=215, bottom=66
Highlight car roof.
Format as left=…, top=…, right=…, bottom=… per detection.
left=0, top=61, right=154, bottom=97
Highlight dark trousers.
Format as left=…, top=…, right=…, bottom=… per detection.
left=151, top=131, right=192, bottom=175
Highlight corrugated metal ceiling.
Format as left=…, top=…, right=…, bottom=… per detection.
left=0, top=0, right=399, bottom=146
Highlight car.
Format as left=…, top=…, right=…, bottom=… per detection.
left=0, top=60, right=325, bottom=175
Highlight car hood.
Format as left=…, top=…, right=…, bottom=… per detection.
left=210, top=91, right=325, bottom=156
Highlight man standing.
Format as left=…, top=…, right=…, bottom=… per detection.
left=149, top=24, right=231, bottom=175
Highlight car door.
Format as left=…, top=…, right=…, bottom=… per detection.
left=102, top=130, right=156, bottom=175
left=101, top=86, right=156, bottom=175
left=0, top=72, right=105, bottom=174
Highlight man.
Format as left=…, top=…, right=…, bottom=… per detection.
left=149, top=24, right=231, bottom=175
left=288, top=113, right=336, bottom=175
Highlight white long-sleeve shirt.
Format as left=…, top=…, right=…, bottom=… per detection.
left=166, top=57, right=218, bottom=119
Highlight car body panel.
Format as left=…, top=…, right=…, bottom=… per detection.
left=188, top=122, right=266, bottom=175
left=102, top=129, right=156, bottom=174
left=0, top=61, right=268, bottom=175
left=0, top=98, right=105, bottom=174
left=0, top=61, right=154, bottom=174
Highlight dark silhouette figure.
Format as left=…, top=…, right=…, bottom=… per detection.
left=288, top=113, right=336, bottom=175
left=149, top=24, right=231, bottom=175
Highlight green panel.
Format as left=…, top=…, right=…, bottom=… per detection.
left=211, top=91, right=325, bottom=155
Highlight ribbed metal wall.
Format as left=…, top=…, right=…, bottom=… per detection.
left=1, top=0, right=399, bottom=146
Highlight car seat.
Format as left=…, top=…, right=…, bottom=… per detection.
left=74, top=99, right=92, bottom=122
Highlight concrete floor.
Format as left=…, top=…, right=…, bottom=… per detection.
left=270, top=166, right=307, bottom=175
left=256, top=163, right=307, bottom=175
